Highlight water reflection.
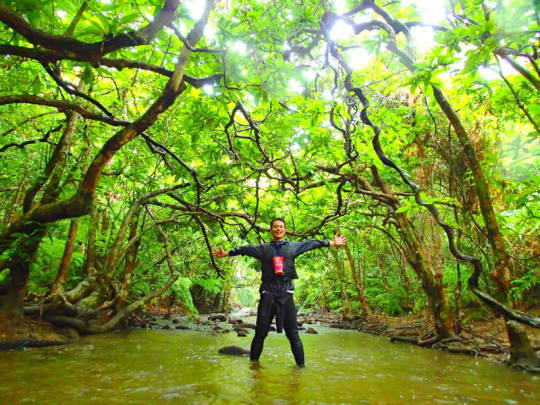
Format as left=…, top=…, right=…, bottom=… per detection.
left=249, top=361, right=303, bottom=404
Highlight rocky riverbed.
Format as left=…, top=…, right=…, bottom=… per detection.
left=128, top=308, right=540, bottom=372
left=129, top=308, right=327, bottom=337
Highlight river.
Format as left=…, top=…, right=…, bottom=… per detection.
left=1, top=326, right=538, bottom=404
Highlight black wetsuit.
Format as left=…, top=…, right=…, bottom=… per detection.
left=229, top=239, right=330, bottom=366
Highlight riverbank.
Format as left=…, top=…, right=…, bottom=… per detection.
left=0, top=316, right=79, bottom=350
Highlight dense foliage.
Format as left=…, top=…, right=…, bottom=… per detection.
left=0, top=0, right=538, bottom=340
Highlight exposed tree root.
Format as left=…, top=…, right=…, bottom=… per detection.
left=418, top=335, right=439, bottom=347
left=390, top=335, right=418, bottom=344
left=0, top=317, right=79, bottom=350
left=506, top=320, right=540, bottom=374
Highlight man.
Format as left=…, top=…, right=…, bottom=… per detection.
left=212, top=218, right=346, bottom=367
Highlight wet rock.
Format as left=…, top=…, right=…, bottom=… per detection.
left=172, top=319, right=179, bottom=324
left=479, top=344, right=504, bottom=353
left=446, top=344, right=476, bottom=355
left=229, top=318, right=243, bottom=325
left=218, top=345, right=250, bottom=356
left=175, top=325, right=191, bottom=330
left=298, top=326, right=305, bottom=331
left=305, top=328, right=318, bottom=334
left=236, top=328, right=249, bottom=337
left=242, top=323, right=257, bottom=329
left=162, top=325, right=173, bottom=330
left=208, top=314, right=228, bottom=322
left=331, top=322, right=352, bottom=329
left=297, top=322, right=303, bottom=327
left=230, top=307, right=255, bottom=318
left=212, top=325, right=228, bottom=333
left=55, top=327, right=79, bottom=342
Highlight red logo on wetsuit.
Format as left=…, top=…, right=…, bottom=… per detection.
left=272, top=256, right=284, bottom=275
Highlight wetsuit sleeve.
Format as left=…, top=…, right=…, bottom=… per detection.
left=290, top=239, right=330, bottom=257
left=229, top=244, right=264, bottom=260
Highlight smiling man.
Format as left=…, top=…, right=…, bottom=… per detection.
left=213, top=218, right=346, bottom=368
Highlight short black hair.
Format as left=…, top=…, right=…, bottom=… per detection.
left=270, top=218, right=286, bottom=227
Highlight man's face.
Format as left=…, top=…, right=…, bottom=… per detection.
left=270, top=220, right=286, bottom=241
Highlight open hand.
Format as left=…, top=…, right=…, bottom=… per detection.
left=331, top=233, right=347, bottom=247
left=212, top=247, right=229, bottom=258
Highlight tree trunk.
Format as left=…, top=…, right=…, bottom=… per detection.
left=396, top=213, right=455, bottom=340
left=331, top=249, right=353, bottom=320
left=0, top=227, right=46, bottom=319
left=115, top=212, right=141, bottom=311
left=366, top=164, right=455, bottom=338
left=382, top=14, right=512, bottom=300
left=2, top=174, right=27, bottom=232
left=83, top=201, right=98, bottom=275
left=389, top=243, right=412, bottom=292
left=220, top=268, right=233, bottom=313
left=432, top=88, right=512, bottom=300
left=0, top=106, right=80, bottom=318
left=1, top=82, right=83, bottom=318
left=506, top=320, right=540, bottom=373
left=343, top=244, right=371, bottom=316
left=50, top=220, right=78, bottom=295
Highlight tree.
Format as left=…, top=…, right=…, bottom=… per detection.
left=0, top=0, right=214, bottom=320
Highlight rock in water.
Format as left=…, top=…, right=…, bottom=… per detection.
left=236, top=328, right=249, bottom=337
left=218, top=345, right=250, bottom=357
left=208, top=314, right=228, bottom=322
left=305, top=327, right=318, bottom=334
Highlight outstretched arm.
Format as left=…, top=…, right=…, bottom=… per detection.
left=212, top=244, right=264, bottom=259
left=291, top=233, right=347, bottom=257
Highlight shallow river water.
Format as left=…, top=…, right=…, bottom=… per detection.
left=1, top=326, right=539, bottom=404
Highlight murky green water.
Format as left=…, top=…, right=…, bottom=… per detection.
left=1, top=326, right=539, bottom=404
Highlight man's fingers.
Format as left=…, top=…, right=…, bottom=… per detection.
left=212, top=247, right=225, bottom=257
